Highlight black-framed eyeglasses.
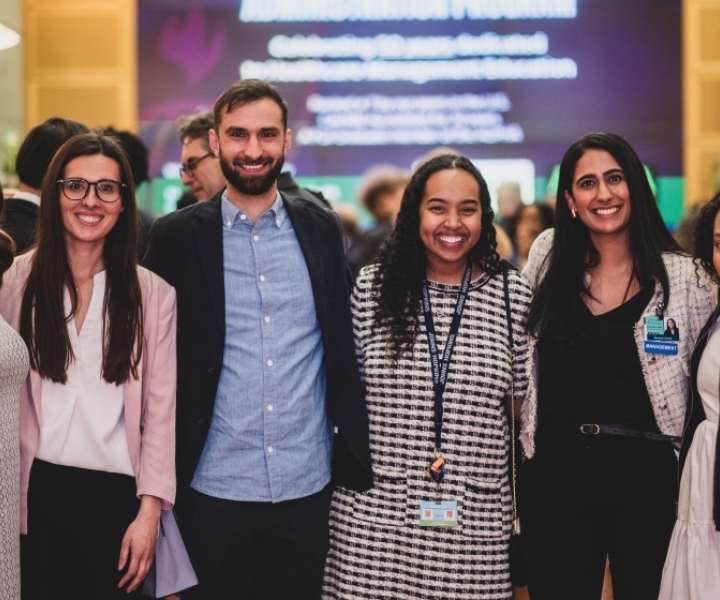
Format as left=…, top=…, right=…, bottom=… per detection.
left=179, top=153, right=215, bottom=176
left=57, top=178, right=126, bottom=203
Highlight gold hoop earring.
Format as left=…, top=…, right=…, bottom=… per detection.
left=571, top=209, right=578, bottom=219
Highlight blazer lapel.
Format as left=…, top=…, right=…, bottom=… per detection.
left=283, top=194, right=327, bottom=322
left=194, top=199, right=226, bottom=330
left=691, top=301, right=720, bottom=379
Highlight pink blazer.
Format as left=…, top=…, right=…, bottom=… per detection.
left=0, top=252, right=177, bottom=533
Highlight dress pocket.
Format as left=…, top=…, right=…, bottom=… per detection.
left=352, top=468, right=407, bottom=528
left=460, top=477, right=511, bottom=539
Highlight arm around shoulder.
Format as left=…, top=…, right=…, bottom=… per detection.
left=521, top=228, right=554, bottom=290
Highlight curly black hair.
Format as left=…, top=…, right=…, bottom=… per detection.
left=693, top=191, right=720, bottom=285
left=374, top=154, right=502, bottom=356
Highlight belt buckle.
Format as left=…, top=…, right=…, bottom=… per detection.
left=580, top=423, right=600, bottom=435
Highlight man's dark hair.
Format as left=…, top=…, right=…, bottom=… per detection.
left=175, top=111, right=215, bottom=151
left=16, top=117, right=88, bottom=189
left=104, top=127, right=149, bottom=186
left=213, top=79, right=288, bottom=131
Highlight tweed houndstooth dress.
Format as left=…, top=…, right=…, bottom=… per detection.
left=322, top=266, right=531, bottom=600
left=0, top=314, right=29, bottom=600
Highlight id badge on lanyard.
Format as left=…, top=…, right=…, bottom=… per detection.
left=418, top=263, right=471, bottom=527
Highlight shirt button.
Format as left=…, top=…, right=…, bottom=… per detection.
left=240, top=214, right=247, bottom=221
left=264, top=316, right=270, bottom=323
left=267, top=404, right=274, bottom=411
left=267, top=447, right=274, bottom=453
left=267, top=359, right=273, bottom=367
left=253, top=235, right=259, bottom=242
left=276, top=219, right=281, bottom=227
left=260, top=275, right=265, bottom=282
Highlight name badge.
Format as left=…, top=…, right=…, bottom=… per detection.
left=644, top=316, right=679, bottom=355
left=419, top=500, right=458, bottom=527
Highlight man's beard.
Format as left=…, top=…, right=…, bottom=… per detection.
left=219, top=151, right=285, bottom=196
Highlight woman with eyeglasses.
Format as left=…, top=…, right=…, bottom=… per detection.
left=0, top=132, right=177, bottom=599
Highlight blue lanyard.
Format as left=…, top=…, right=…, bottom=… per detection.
left=421, top=263, right=472, bottom=451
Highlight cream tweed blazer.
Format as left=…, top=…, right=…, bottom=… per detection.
left=520, top=229, right=717, bottom=459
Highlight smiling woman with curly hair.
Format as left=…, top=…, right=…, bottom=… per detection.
left=322, top=154, right=532, bottom=600
left=373, top=155, right=504, bottom=358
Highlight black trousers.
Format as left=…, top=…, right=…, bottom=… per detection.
left=21, top=459, right=143, bottom=600
left=519, top=427, right=678, bottom=600
left=181, top=485, right=332, bottom=600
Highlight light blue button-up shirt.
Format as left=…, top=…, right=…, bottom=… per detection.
left=191, top=192, right=332, bottom=502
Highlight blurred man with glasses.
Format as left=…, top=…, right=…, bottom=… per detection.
left=175, top=111, right=226, bottom=202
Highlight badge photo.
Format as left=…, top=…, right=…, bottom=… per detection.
left=644, top=315, right=679, bottom=355
left=663, top=316, right=680, bottom=341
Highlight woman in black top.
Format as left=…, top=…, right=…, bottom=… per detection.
left=519, top=133, right=715, bottom=600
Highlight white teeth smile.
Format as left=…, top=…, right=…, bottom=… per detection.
left=594, top=206, right=621, bottom=215
left=439, top=236, right=463, bottom=243
left=77, top=214, right=102, bottom=225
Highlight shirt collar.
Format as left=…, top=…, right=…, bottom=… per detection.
left=221, top=190, right=285, bottom=229
left=11, top=191, right=41, bottom=206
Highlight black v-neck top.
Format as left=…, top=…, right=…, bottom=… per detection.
left=537, top=285, right=658, bottom=427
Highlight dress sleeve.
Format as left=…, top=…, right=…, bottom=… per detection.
left=508, top=271, right=533, bottom=398
left=351, top=266, right=379, bottom=382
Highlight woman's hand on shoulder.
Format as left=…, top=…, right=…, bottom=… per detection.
left=117, top=495, right=162, bottom=593
left=521, top=228, right=554, bottom=289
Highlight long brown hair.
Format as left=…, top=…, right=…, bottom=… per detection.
left=20, top=132, right=143, bottom=384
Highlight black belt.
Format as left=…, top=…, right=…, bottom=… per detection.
left=545, top=421, right=681, bottom=444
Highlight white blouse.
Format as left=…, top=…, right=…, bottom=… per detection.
left=36, top=271, right=133, bottom=475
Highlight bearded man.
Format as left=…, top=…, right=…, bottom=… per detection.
left=142, top=79, right=371, bottom=600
